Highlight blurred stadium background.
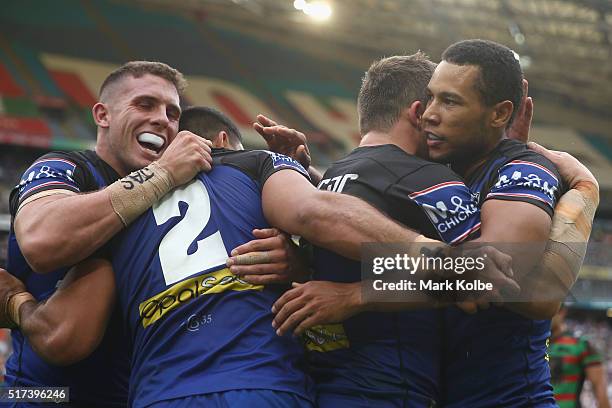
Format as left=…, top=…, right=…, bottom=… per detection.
left=0, top=0, right=611, bottom=403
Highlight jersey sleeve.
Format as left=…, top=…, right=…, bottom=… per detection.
left=220, top=150, right=310, bottom=187
left=581, top=337, right=603, bottom=368
left=389, top=164, right=481, bottom=245
left=10, top=151, right=90, bottom=210
left=484, top=153, right=563, bottom=217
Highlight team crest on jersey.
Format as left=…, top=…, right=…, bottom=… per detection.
left=409, top=181, right=481, bottom=244
left=267, top=151, right=308, bottom=176
left=488, top=160, right=559, bottom=207
left=16, top=157, right=78, bottom=196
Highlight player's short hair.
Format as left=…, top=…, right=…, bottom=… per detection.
left=99, top=61, right=187, bottom=100
left=179, top=106, right=243, bottom=147
left=358, top=52, right=436, bottom=135
left=442, top=39, right=523, bottom=126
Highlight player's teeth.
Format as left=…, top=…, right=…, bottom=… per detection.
left=137, top=133, right=164, bottom=149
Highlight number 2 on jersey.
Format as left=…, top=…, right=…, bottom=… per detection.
left=153, top=180, right=228, bottom=286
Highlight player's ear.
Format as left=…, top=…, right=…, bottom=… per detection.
left=92, top=102, right=110, bottom=128
left=490, top=100, right=513, bottom=129
left=407, top=101, right=423, bottom=127
left=213, top=131, right=229, bottom=149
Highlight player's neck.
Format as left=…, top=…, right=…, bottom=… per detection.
left=360, top=130, right=418, bottom=156
left=95, top=143, right=128, bottom=177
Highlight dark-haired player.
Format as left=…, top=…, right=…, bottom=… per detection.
left=4, top=61, right=213, bottom=407
left=423, top=39, right=567, bottom=407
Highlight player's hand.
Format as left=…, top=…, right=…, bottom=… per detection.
left=0, top=268, right=27, bottom=328
left=254, top=114, right=311, bottom=169
left=226, top=229, right=310, bottom=284
left=528, top=142, right=598, bottom=192
left=506, top=79, right=533, bottom=143
left=455, top=245, right=521, bottom=308
left=158, top=130, right=213, bottom=185
left=271, top=281, right=362, bottom=336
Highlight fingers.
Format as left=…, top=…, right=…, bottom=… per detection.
left=253, top=122, right=275, bottom=144
left=521, top=79, right=529, bottom=102
left=252, top=228, right=281, bottom=239
left=527, top=142, right=559, bottom=160
left=293, top=314, right=321, bottom=336
left=272, top=293, right=306, bottom=333
left=240, top=273, right=287, bottom=285
left=230, top=257, right=289, bottom=276
left=227, top=250, right=281, bottom=266
left=295, top=145, right=312, bottom=168
left=257, top=114, right=278, bottom=127
left=200, top=139, right=213, bottom=172
left=271, top=285, right=303, bottom=314
left=275, top=305, right=312, bottom=336
left=230, top=233, right=286, bottom=257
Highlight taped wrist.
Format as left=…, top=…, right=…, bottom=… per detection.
left=542, top=185, right=599, bottom=290
left=7, top=292, right=35, bottom=327
left=109, top=162, right=175, bottom=226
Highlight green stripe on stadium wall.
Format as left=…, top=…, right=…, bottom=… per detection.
left=2, top=97, right=38, bottom=117
left=51, top=137, right=94, bottom=151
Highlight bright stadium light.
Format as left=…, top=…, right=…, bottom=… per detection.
left=293, top=0, right=306, bottom=10
left=303, top=1, right=332, bottom=21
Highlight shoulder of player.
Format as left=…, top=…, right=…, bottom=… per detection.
left=497, top=139, right=560, bottom=176
left=214, top=149, right=309, bottom=181
left=395, top=162, right=464, bottom=189
left=341, top=144, right=443, bottom=179
left=28, top=150, right=85, bottom=168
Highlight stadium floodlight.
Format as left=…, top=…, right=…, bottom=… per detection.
left=303, top=1, right=332, bottom=21
left=294, top=0, right=306, bottom=10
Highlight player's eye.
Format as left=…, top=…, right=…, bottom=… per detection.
left=167, top=108, right=180, bottom=121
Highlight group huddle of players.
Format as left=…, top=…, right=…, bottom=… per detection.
left=0, top=39, right=601, bottom=407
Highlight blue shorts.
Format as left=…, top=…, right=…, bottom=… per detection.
left=147, top=390, right=313, bottom=408
left=317, top=391, right=436, bottom=408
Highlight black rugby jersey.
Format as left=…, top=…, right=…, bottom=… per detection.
left=309, top=144, right=481, bottom=406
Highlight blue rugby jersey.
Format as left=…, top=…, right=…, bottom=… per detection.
left=307, top=144, right=481, bottom=406
left=109, top=149, right=314, bottom=407
left=443, top=139, right=564, bottom=408
left=6, top=150, right=129, bottom=407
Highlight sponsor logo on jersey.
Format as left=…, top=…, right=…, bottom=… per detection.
left=17, top=158, right=78, bottom=196
left=303, top=324, right=350, bottom=352
left=317, top=173, right=359, bottom=193
left=139, top=267, right=262, bottom=328
left=409, top=182, right=481, bottom=244
left=488, top=160, right=559, bottom=206
left=267, top=151, right=308, bottom=176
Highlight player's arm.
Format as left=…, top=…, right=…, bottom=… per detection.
left=586, top=364, right=611, bottom=408
left=477, top=144, right=599, bottom=319
left=262, top=169, right=427, bottom=260
left=475, top=200, right=555, bottom=318
left=15, top=132, right=212, bottom=273
left=0, top=259, right=115, bottom=365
